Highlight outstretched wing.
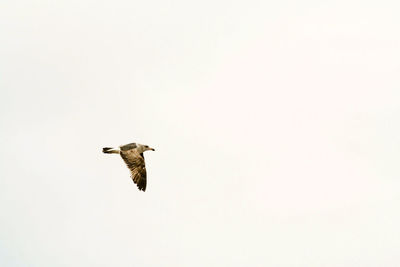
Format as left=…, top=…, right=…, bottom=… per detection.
left=120, top=150, right=147, bottom=191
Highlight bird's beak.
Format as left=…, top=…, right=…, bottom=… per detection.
left=150, top=148, right=155, bottom=151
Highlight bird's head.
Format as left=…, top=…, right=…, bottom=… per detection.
left=137, top=144, right=155, bottom=153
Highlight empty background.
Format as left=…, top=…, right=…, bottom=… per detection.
left=1, top=0, right=400, bottom=266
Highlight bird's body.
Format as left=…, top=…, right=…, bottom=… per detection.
left=103, top=142, right=155, bottom=191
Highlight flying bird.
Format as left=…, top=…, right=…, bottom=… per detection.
left=103, top=143, right=155, bottom=191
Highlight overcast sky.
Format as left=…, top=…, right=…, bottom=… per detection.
left=1, top=0, right=400, bottom=266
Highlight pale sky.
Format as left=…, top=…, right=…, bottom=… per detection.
left=1, top=0, right=400, bottom=266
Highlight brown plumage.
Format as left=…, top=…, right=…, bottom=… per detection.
left=103, top=143, right=155, bottom=192
left=120, top=149, right=147, bottom=191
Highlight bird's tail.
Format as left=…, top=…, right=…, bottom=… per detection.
left=102, top=147, right=120, bottom=154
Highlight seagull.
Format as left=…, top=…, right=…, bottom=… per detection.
left=103, top=143, right=155, bottom=191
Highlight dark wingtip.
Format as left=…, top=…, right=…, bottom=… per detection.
left=137, top=181, right=146, bottom=192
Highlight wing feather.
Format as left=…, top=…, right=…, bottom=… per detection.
left=120, top=149, right=147, bottom=191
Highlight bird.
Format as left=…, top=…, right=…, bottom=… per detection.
left=103, top=142, right=155, bottom=191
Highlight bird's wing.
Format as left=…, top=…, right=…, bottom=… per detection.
left=120, top=149, right=147, bottom=191
left=120, top=143, right=137, bottom=151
